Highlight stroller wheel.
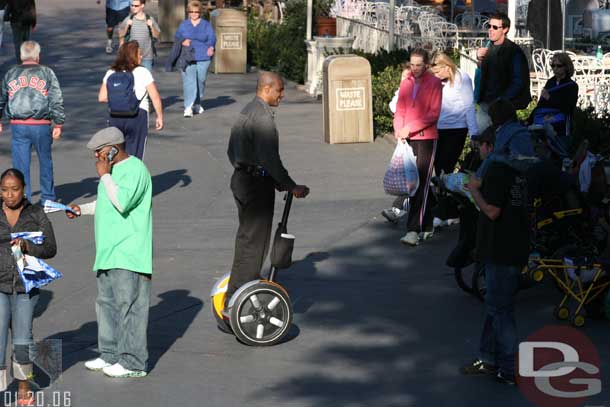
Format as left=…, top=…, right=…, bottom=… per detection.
left=529, top=268, right=545, bottom=283
left=570, top=313, right=585, bottom=328
left=454, top=264, right=475, bottom=294
left=471, top=265, right=486, bottom=302
left=229, top=282, right=293, bottom=346
left=553, top=305, right=570, bottom=321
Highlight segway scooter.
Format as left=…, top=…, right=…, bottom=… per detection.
left=210, top=193, right=296, bottom=346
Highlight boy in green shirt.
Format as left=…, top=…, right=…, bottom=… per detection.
left=67, top=127, right=152, bottom=378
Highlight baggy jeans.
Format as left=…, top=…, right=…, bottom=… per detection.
left=96, top=269, right=151, bottom=372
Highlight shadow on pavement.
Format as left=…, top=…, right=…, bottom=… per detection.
left=45, top=289, right=203, bottom=374
left=203, top=95, right=235, bottom=110
left=40, top=169, right=192, bottom=203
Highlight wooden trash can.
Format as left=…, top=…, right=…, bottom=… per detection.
left=323, top=55, right=373, bottom=144
left=211, top=9, right=247, bottom=73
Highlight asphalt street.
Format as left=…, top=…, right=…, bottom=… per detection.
left=0, top=1, right=607, bottom=406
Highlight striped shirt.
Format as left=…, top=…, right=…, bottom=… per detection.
left=121, top=14, right=160, bottom=59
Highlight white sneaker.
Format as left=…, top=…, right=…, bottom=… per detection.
left=193, top=104, right=204, bottom=114
left=400, top=231, right=419, bottom=246
left=447, top=218, right=460, bottom=226
left=381, top=207, right=406, bottom=224
left=85, top=358, right=111, bottom=371
left=105, top=40, right=113, bottom=54
left=183, top=107, right=193, bottom=118
left=433, top=217, right=449, bottom=228
left=421, top=230, right=434, bottom=241
left=102, top=363, right=147, bottom=378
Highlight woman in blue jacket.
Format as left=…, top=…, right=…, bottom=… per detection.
left=176, top=0, right=216, bottom=117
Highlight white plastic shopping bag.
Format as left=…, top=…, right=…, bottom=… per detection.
left=383, top=141, right=419, bottom=196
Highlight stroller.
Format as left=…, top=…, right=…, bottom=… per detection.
left=442, top=129, right=606, bottom=302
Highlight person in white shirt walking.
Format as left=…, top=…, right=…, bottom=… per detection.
left=430, top=52, right=478, bottom=228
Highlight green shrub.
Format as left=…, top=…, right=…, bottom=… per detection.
left=371, top=65, right=402, bottom=136
left=572, top=107, right=610, bottom=153
left=353, top=49, right=410, bottom=75
left=247, top=0, right=307, bottom=84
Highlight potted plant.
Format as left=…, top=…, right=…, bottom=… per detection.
left=314, top=0, right=336, bottom=37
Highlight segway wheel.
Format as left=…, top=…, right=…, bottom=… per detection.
left=229, top=282, right=293, bottom=346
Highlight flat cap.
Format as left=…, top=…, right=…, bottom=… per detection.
left=87, top=127, right=125, bottom=150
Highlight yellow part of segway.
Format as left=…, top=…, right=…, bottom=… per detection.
left=554, top=208, right=583, bottom=219
left=211, top=274, right=230, bottom=319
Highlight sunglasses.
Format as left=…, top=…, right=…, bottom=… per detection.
left=188, top=10, right=201, bottom=13
left=490, top=24, right=503, bottom=30
left=550, top=63, right=565, bottom=68
left=130, top=3, right=142, bottom=7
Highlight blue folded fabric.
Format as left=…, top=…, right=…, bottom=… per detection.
left=10, top=232, right=62, bottom=293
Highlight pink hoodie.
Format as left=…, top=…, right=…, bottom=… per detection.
left=393, top=71, right=442, bottom=140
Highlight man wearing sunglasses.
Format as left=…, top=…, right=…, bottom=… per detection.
left=475, top=12, right=530, bottom=133
left=119, top=0, right=160, bottom=72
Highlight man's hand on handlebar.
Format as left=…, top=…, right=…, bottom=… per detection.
left=292, top=185, right=310, bottom=198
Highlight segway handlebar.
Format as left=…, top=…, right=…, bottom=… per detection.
left=279, top=192, right=293, bottom=232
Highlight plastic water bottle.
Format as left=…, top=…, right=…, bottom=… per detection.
left=597, top=45, right=603, bottom=61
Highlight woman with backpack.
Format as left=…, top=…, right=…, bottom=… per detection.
left=98, top=41, right=164, bottom=159
left=175, top=0, right=216, bottom=118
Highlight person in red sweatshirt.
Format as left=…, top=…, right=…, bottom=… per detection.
left=393, top=48, right=442, bottom=246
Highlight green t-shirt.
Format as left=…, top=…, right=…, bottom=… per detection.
left=93, top=156, right=153, bottom=274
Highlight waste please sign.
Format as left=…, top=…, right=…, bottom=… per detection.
left=335, top=87, right=365, bottom=111
left=221, top=33, right=241, bottom=50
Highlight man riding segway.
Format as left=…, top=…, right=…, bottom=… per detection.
left=213, top=71, right=309, bottom=345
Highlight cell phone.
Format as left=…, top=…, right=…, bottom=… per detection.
left=107, top=147, right=118, bottom=162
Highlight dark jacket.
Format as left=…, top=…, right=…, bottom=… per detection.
left=4, top=0, right=36, bottom=28
left=478, top=38, right=531, bottom=110
left=0, top=200, right=57, bottom=294
left=227, top=97, right=297, bottom=191
left=0, top=62, right=65, bottom=125
left=164, top=42, right=195, bottom=73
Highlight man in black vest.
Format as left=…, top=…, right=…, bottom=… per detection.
left=476, top=12, right=531, bottom=132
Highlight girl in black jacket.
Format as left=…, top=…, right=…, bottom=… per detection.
left=0, top=168, right=56, bottom=406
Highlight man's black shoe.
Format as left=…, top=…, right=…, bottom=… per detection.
left=495, top=371, right=516, bottom=385
left=460, top=359, right=499, bottom=376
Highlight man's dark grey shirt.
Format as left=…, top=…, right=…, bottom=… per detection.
left=228, top=97, right=296, bottom=191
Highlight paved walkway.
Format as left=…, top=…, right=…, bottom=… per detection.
left=0, top=2, right=608, bottom=406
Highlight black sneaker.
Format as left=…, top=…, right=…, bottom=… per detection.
left=460, top=359, right=499, bottom=376
left=495, top=371, right=516, bottom=385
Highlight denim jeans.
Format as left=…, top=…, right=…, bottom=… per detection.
left=0, top=290, right=38, bottom=385
left=11, top=124, right=55, bottom=202
left=141, top=58, right=153, bottom=72
left=181, top=60, right=211, bottom=109
left=479, top=262, right=521, bottom=378
left=96, top=269, right=150, bottom=372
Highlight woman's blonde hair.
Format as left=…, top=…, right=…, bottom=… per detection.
left=187, top=0, right=204, bottom=15
left=432, top=52, right=458, bottom=85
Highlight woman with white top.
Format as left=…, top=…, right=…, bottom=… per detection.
left=431, top=52, right=478, bottom=176
left=98, top=41, right=164, bottom=159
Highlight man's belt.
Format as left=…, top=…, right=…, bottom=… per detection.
left=237, top=165, right=268, bottom=177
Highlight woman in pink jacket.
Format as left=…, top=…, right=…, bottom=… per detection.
left=393, top=48, right=442, bottom=246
